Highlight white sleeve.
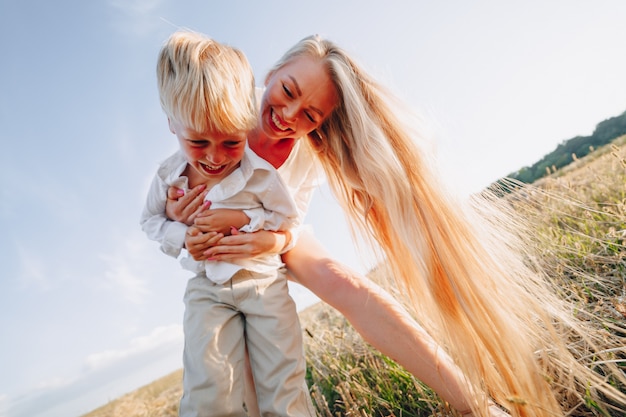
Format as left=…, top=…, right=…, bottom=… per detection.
left=287, top=157, right=325, bottom=226
left=139, top=173, right=187, bottom=258
left=278, top=179, right=316, bottom=254
left=276, top=142, right=326, bottom=253
left=239, top=169, right=299, bottom=233
left=240, top=207, right=266, bottom=233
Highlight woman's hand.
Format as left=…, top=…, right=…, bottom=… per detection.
left=166, top=185, right=209, bottom=226
left=194, top=209, right=250, bottom=235
left=185, top=226, right=224, bottom=261
left=203, top=229, right=289, bottom=262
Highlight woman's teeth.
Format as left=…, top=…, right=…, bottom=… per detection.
left=271, top=110, right=289, bottom=131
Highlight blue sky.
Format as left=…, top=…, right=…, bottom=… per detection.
left=1, top=1, right=626, bottom=416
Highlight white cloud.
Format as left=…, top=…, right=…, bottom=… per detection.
left=98, top=231, right=155, bottom=304
left=6, top=324, right=183, bottom=417
left=85, top=324, right=182, bottom=371
left=102, top=257, right=150, bottom=304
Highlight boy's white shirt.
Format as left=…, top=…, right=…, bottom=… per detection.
left=141, top=145, right=302, bottom=284
left=141, top=87, right=326, bottom=282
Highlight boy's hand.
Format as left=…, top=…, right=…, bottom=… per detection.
left=185, top=226, right=223, bottom=261
left=166, top=185, right=209, bottom=226
left=194, top=209, right=250, bottom=235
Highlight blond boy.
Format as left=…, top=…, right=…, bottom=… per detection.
left=140, top=30, right=314, bottom=417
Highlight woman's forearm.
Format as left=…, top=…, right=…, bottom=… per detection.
left=282, top=231, right=477, bottom=413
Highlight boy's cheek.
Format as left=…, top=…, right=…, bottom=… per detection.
left=182, top=146, right=207, bottom=160
left=229, top=148, right=246, bottom=160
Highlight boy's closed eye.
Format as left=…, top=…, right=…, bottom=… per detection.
left=188, top=140, right=210, bottom=147
left=224, top=140, right=245, bottom=148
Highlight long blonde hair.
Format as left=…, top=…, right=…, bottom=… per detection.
left=275, top=35, right=626, bottom=417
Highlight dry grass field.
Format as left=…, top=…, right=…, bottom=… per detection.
left=82, top=136, right=626, bottom=417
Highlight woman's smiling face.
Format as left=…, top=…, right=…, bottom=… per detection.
left=260, top=55, right=337, bottom=140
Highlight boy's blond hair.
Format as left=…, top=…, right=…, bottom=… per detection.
left=157, top=30, right=257, bottom=134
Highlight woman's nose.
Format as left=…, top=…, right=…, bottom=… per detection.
left=283, top=102, right=299, bottom=123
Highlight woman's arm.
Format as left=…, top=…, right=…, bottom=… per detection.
left=281, top=230, right=479, bottom=414
left=202, top=229, right=290, bottom=260
left=166, top=185, right=290, bottom=260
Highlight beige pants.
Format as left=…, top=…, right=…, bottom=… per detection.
left=179, top=268, right=315, bottom=417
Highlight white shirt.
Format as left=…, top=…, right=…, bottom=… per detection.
left=140, top=146, right=300, bottom=284
left=276, top=139, right=325, bottom=223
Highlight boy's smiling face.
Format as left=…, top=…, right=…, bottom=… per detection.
left=168, top=118, right=247, bottom=184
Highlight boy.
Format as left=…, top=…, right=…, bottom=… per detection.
left=140, top=30, right=315, bottom=417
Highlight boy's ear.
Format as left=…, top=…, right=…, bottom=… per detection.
left=167, top=117, right=175, bottom=134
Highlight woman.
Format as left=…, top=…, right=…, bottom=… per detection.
left=169, top=35, right=626, bottom=417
